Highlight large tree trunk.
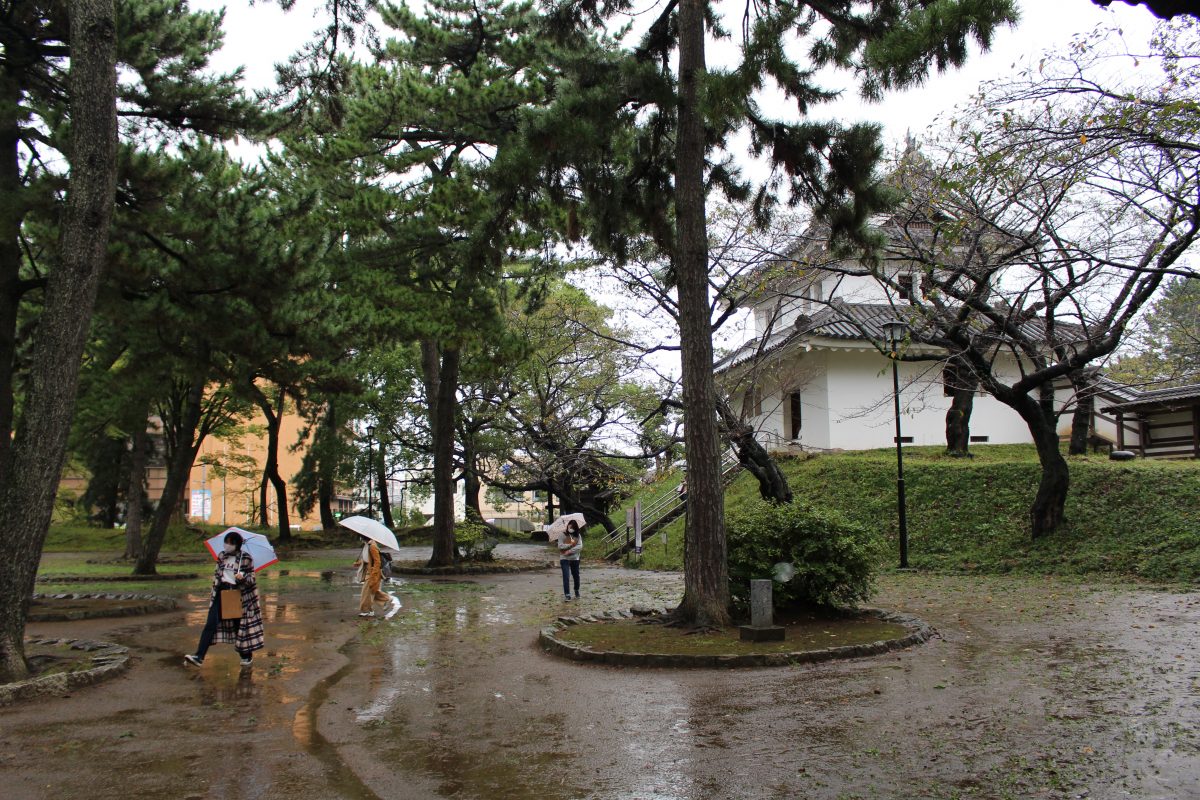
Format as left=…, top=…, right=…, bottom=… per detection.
left=715, top=396, right=792, bottom=503
left=0, top=0, right=117, bottom=682
left=376, top=446, right=393, bottom=529
left=136, top=381, right=205, bottom=575
left=122, top=421, right=150, bottom=560
left=1068, top=369, right=1098, bottom=456
left=0, top=63, right=25, bottom=486
left=672, top=0, right=730, bottom=629
left=423, top=340, right=460, bottom=566
left=944, top=355, right=978, bottom=457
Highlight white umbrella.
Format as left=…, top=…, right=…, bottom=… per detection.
left=545, top=513, right=586, bottom=543
left=204, top=527, right=278, bottom=572
left=338, top=515, right=400, bottom=551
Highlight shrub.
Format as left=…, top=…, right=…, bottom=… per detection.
left=726, top=499, right=881, bottom=613
left=455, top=520, right=498, bottom=562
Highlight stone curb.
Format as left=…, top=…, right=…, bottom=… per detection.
left=539, top=606, right=936, bottom=669
left=36, top=573, right=200, bottom=584
left=0, top=638, right=131, bottom=706
left=29, top=592, right=178, bottom=622
left=391, top=561, right=553, bottom=576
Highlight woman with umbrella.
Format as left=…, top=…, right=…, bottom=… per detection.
left=557, top=518, right=584, bottom=602
left=340, top=516, right=401, bottom=619
left=354, top=534, right=396, bottom=617
left=184, top=529, right=266, bottom=668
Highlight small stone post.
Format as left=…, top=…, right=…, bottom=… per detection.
left=739, top=579, right=785, bottom=642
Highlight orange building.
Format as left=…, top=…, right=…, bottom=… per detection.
left=184, top=404, right=351, bottom=531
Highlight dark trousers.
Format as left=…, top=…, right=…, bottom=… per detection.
left=560, top=559, right=580, bottom=597
left=195, top=585, right=248, bottom=660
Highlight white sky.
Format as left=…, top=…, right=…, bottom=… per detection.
left=193, top=0, right=1165, bottom=375
left=197, top=0, right=1159, bottom=145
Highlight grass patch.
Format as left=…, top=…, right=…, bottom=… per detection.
left=556, top=614, right=907, bottom=656
left=620, top=444, right=1200, bottom=583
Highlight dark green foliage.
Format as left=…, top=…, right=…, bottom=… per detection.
left=727, top=498, right=880, bottom=612
left=454, top=520, right=497, bottom=561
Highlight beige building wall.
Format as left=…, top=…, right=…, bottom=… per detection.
left=186, top=402, right=325, bottom=531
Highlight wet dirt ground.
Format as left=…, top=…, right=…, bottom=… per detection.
left=1, top=546, right=1197, bottom=800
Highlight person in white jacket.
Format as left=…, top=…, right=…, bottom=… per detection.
left=558, top=520, right=583, bottom=601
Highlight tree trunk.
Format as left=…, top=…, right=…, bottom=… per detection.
left=136, top=381, right=205, bottom=575
left=0, top=0, right=117, bottom=682
left=423, top=340, right=460, bottom=566
left=945, top=389, right=975, bottom=456
left=1068, top=369, right=1097, bottom=456
left=715, top=396, right=792, bottom=503
left=672, top=0, right=730, bottom=629
left=944, top=356, right=978, bottom=456
left=376, top=447, right=393, bottom=529
left=122, top=421, right=149, bottom=560
left=0, top=64, right=25, bottom=487
left=317, top=400, right=338, bottom=530
left=1015, top=395, right=1070, bottom=539
left=463, top=464, right=483, bottom=521
left=253, top=386, right=291, bottom=542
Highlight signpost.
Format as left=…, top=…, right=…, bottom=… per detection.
left=634, top=500, right=643, bottom=554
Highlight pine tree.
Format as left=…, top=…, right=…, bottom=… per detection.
left=0, top=0, right=119, bottom=684
left=314, top=0, right=571, bottom=566
left=535, top=0, right=1018, bottom=626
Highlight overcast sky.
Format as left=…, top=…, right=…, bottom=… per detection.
left=196, top=0, right=1160, bottom=148
left=191, top=0, right=1167, bottom=370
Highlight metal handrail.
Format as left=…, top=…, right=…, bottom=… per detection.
left=601, top=448, right=742, bottom=558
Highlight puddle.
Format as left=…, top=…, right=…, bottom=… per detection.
left=294, top=648, right=384, bottom=800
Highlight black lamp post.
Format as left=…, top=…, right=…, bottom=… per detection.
left=881, top=319, right=910, bottom=569
left=366, top=424, right=375, bottom=519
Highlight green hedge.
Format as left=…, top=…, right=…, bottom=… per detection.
left=727, top=499, right=880, bottom=611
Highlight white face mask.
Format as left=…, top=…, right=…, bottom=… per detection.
left=223, top=543, right=237, bottom=554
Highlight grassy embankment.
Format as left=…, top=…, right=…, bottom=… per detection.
left=616, top=444, right=1200, bottom=584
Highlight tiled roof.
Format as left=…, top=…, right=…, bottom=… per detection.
left=1099, top=382, right=1200, bottom=413
left=715, top=302, right=1087, bottom=373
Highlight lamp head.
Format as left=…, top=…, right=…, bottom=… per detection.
left=881, top=319, right=909, bottom=346
left=366, top=424, right=375, bottom=438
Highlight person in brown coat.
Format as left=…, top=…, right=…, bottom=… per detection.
left=354, top=535, right=398, bottom=618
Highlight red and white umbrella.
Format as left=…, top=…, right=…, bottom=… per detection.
left=203, top=527, right=279, bottom=572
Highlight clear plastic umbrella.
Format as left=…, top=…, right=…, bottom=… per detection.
left=545, top=513, right=586, bottom=543
left=338, top=515, right=400, bottom=551
left=204, top=527, right=279, bottom=572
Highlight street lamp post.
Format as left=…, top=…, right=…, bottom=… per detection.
left=881, top=319, right=910, bottom=569
left=366, top=424, right=375, bottom=519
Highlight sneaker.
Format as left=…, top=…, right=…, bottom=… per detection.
left=239, top=657, right=253, bottom=666
left=574, top=594, right=580, bottom=600
left=183, top=654, right=203, bottom=667
left=563, top=595, right=572, bottom=601
left=359, top=611, right=375, bottom=617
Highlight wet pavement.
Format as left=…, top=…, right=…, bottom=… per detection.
left=1, top=549, right=1198, bottom=800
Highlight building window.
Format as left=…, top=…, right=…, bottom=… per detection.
left=970, top=435, right=990, bottom=443
left=788, top=392, right=802, bottom=439
left=744, top=388, right=762, bottom=417
left=897, top=273, right=919, bottom=302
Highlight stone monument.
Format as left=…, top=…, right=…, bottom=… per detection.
left=739, top=579, right=785, bottom=642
